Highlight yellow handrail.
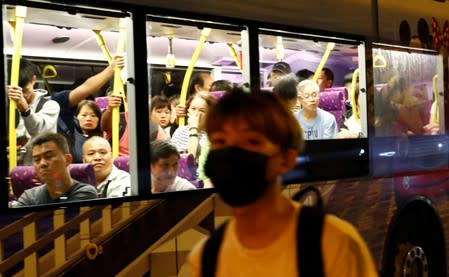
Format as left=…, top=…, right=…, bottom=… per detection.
left=227, top=43, right=242, bottom=72
left=178, top=28, right=211, bottom=126
left=312, top=42, right=335, bottom=82
left=93, top=30, right=128, bottom=113
left=350, top=68, right=360, bottom=122
left=8, top=6, right=27, bottom=172
left=432, top=74, right=439, bottom=124
left=111, top=19, right=127, bottom=158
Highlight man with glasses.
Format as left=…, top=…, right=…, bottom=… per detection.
left=295, top=79, right=337, bottom=140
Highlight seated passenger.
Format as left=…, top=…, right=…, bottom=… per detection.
left=267, top=61, right=292, bottom=87
left=337, top=84, right=363, bottom=139
left=7, top=59, right=60, bottom=165
left=82, top=136, right=131, bottom=197
left=13, top=132, right=98, bottom=207
left=150, top=140, right=196, bottom=193
left=71, top=100, right=102, bottom=163
left=295, top=80, right=338, bottom=140
left=171, top=92, right=216, bottom=158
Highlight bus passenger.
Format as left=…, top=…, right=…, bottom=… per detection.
left=7, top=59, right=61, bottom=165
left=184, top=89, right=378, bottom=276
left=51, top=56, right=124, bottom=137
left=296, top=68, right=314, bottom=82
left=272, top=73, right=299, bottom=112
left=71, top=100, right=102, bottom=163
left=209, top=79, right=234, bottom=93
left=295, top=80, right=338, bottom=140
left=188, top=72, right=214, bottom=98
left=101, top=95, right=166, bottom=156
left=267, top=61, right=291, bottom=87
left=171, top=92, right=216, bottom=159
left=150, top=140, right=196, bottom=193
left=318, top=67, right=334, bottom=91
left=150, top=95, right=172, bottom=138
left=82, top=136, right=131, bottom=197
left=13, top=132, right=98, bottom=207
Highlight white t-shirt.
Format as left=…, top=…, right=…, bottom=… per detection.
left=163, top=176, right=196, bottom=192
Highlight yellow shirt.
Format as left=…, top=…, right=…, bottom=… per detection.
left=185, top=201, right=379, bottom=277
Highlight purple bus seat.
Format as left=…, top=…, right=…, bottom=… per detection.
left=319, top=90, right=346, bottom=129
left=95, top=96, right=109, bottom=112
left=324, top=87, right=349, bottom=100
left=114, top=155, right=130, bottom=172
left=10, top=164, right=96, bottom=199
left=178, top=153, right=197, bottom=181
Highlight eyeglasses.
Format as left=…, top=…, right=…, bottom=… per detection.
left=298, top=92, right=318, bottom=100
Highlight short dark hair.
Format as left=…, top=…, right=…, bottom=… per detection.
left=150, top=140, right=179, bottom=164
left=271, top=61, right=292, bottom=75
left=322, top=67, right=334, bottom=82
left=273, top=73, right=299, bottom=101
left=296, top=69, right=314, bottom=82
left=151, top=95, right=171, bottom=112
left=18, top=59, right=37, bottom=87
left=188, top=72, right=211, bottom=96
left=31, top=132, right=70, bottom=154
left=210, top=80, right=234, bottom=92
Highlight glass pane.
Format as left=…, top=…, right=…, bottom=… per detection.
left=146, top=16, right=247, bottom=194
left=3, top=4, right=135, bottom=208
left=258, top=31, right=365, bottom=140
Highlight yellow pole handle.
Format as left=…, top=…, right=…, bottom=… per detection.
left=9, top=6, right=27, bottom=172
left=93, top=30, right=128, bottom=113
left=312, top=42, right=335, bottom=82
left=178, top=28, right=211, bottom=126
left=111, top=19, right=127, bottom=158
left=432, top=74, right=439, bottom=124
left=227, top=43, right=242, bottom=72
left=350, top=68, right=360, bottom=122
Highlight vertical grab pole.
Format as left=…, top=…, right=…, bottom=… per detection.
left=432, top=74, right=439, bottom=124
left=351, top=68, right=360, bottom=121
left=227, top=43, right=243, bottom=72
left=8, top=6, right=27, bottom=172
left=93, top=30, right=128, bottom=113
left=178, top=28, right=211, bottom=126
left=112, top=19, right=127, bottom=158
left=312, top=42, right=335, bottom=83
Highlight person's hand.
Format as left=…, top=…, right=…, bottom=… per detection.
left=423, top=122, right=439, bottom=135
left=7, top=85, right=28, bottom=112
left=336, top=128, right=358, bottom=139
left=107, top=95, right=122, bottom=109
left=175, top=104, right=187, bottom=118
left=187, top=111, right=201, bottom=129
left=111, top=55, right=125, bottom=70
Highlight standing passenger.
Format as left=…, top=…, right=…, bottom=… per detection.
left=318, top=67, right=334, bottom=92
left=184, top=89, right=378, bottom=277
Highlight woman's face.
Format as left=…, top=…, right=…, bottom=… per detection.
left=188, top=97, right=208, bottom=124
left=77, top=105, right=99, bottom=133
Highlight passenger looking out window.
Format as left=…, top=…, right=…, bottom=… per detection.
left=82, top=136, right=131, bottom=197
left=295, top=80, right=338, bottom=140
left=150, top=140, right=196, bottom=193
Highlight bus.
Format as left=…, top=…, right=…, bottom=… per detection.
left=1, top=0, right=449, bottom=276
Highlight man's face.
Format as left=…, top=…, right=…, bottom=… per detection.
left=83, top=139, right=113, bottom=179
left=298, top=84, right=320, bottom=113
left=32, top=141, right=70, bottom=184
left=151, top=154, right=179, bottom=192
left=318, top=71, right=332, bottom=91
left=22, top=79, right=36, bottom=104
left=197, top=73, right=213, bottom=92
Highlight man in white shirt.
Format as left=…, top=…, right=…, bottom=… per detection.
left=82, top=136, right=131, bottom=197
left=151, top=140, right=196, bottom=193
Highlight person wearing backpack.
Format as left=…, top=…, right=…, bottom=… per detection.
left=184, top=89, right=378, bottom=277
left=7, top=59, right=60, bottom=165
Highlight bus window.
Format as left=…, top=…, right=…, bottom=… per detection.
left=3, top=3, right=136, bottom=208
left=258, top=30, right=366, bottom=140
left=146, top=15, right=248, bottom=194
left=371, top=45, right=449, bottom=176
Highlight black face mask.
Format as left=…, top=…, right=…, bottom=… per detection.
left=205, top=147, right=271, bottom=207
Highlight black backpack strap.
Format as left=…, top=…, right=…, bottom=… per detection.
left=201, top=221, right=229, bottom=277
left=35, top=96, right=49, bottom=113
left=297, top=206, right=325, bottom=277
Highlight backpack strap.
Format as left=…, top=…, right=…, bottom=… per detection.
left=297, top=206, right=325, bottom=277
left=35, top=96, right=49, bottom=113
left=201, top=221, right=228, bottom=277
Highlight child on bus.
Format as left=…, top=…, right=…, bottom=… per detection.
left=184, top=88, right=378, bottom=276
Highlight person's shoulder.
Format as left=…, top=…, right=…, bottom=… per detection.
left=16, top=185, right=47, bottom=206
left=183, top=237, right=208, bottom=277
left=174, top=176, right=197, bottom=190
left=72, top=181, right=97, bottom=194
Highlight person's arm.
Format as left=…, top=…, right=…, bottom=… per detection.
left=23, top=100, right=60, bottom=136
left=68, top=56, right=125, bottom=107
left=322, top=112, right=338, bottom=139
left=101, top=95, right=122, bottom=133
left=186, top=113, right=201, bottom=158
